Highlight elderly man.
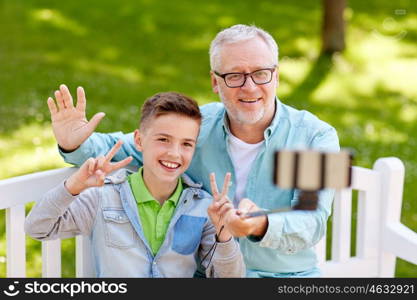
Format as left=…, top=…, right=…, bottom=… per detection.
left=50, top=24, right=339, bottom=277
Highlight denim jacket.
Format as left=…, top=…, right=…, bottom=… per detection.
left=59, top=98, right=339, bottom=276
left=25, top=170, right=245, bottom=277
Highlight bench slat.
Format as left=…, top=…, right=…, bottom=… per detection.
left=331, top=188, right=352, bottom=262
left=356, top=186, right=379, bottom=259
left=42, top=239, right=62, bottom=277
left=0, top=168, right=77, bottom=209
left=6, top=205, right=26, bottom=277
left=76, top=235, right=95, bottom=277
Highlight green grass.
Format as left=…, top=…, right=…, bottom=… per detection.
left=1, top=0, right=416, bottom=277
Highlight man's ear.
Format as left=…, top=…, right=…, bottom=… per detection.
left=134, top=129, right=143, bottom=152
left=275, top=66, right=279, bottom=88
left=210, top=71, right=219, bottom=94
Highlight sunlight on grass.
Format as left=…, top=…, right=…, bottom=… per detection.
left=75, top=60, right=143, bottom=83
left=0, top=123, right=69, bottom=180
left=363, top=121, right=409, bottom=144
left=279, top=57, right=311, bottom=96
left=216, top=15, right=237, bottom=28
left=98, top=47, right=120, bottom=61
left=30, top=8, right=87, bottom=36
left=185, top=32, right=213, bottom=51
left=42, top=53, right=143, bottom=83
left=346, top=31, right=417, bottom=98
left=399, top=103, right=417, bottom=123
left=308, top=28, right=417, bottom=115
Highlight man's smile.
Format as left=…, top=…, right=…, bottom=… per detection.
left=238, top=97, right=262, bottom=104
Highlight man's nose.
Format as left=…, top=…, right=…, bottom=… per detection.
left=241, top=75, right=258, bottom=91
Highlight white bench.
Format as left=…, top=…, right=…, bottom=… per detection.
left=1, top=157, right=416, bottom=277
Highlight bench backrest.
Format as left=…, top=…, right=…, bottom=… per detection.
left=1, top=157, right=416, bottom=277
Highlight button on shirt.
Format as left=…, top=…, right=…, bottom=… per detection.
left=128, top=168, right=183, bottom=256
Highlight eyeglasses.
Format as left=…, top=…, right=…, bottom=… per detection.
left=213, top=67, right=276, bottom=88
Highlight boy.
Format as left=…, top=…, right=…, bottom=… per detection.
left=25, top=92, right=244, bottom=277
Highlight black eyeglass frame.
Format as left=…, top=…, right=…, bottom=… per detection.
left=213, top=67, right=277, bottom=88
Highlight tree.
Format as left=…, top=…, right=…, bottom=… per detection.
left=322, top=0, right=346, bottom=54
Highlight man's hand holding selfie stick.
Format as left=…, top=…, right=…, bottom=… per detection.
left=213, top=149, right=353, bottom=238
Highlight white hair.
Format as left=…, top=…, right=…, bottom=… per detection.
left=209, top=24, right=279, bottom=71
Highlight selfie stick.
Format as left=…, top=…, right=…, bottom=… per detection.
left=245, top=149, right=353, bottom=218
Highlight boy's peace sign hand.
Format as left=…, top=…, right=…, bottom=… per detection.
left=65, top=140, right=133, bottom=195
left=207, top=172, right=234, bottom=242
left=47, top=84, right=105, bottom=151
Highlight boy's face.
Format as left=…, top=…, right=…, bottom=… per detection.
left=134, top=113, right=200, bottom=186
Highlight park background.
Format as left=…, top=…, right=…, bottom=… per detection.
left=0, top=0, right=416, bottom=277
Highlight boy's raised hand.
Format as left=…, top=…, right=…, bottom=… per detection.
left=47, top=84, right=106, bottom=151
left=65, top=140, right=133, bottom=195
left=207, top=172, right=234, bottom=242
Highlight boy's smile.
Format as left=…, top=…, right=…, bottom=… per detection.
left=134, top=113, right=200, bottom=201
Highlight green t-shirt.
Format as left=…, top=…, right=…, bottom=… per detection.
left=127, top=168, right=183, bottom=256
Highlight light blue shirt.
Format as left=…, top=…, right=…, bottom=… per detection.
left=60, top=98, right=340, bottom=277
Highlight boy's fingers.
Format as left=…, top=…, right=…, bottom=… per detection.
left=94, top=169, right=105, bottom=185
left=47, top=97, right=58, bottom=115
left=96, top=156, right=106, bottom=171
left=110, top=156, right=133, bottom=171
left=76, top=86, right=86, bottom=112
left=88, top=158, right=96, bottom=175
left=105, top=140, right=123, bottom=161
left=209, top=173, right=219, bottom=199
left=54, top=90, right=65, bottom=111
left=220, top=172, right=231, bottom=198
left=60, top=84, right=74, bottom=108
left=216, top=198, right=230, bottom=211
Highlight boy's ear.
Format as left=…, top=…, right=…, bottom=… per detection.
left=134, top=129, right=143, bottom=152
left=210, top=71, right=219, bottom=94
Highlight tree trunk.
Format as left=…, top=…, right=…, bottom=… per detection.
left=322, top=0, right=346, bottom=54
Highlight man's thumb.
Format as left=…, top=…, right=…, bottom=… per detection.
left=87, top=112, right=106, bottom=132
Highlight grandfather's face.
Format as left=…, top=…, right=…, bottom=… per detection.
left=211, top=37, right=278, bottom=126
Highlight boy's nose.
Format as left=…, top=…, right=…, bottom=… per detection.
left=167, top=144, right=181, bottom=158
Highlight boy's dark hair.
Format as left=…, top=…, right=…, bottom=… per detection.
left=139, top=92, right=202, bottom=130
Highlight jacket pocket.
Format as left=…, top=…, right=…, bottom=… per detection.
left=172, top=215, right=207, bottom=255
left=102, top=209, right=136, bottom=249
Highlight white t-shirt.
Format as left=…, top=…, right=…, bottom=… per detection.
left=228, top=133, right=264, bottom=203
